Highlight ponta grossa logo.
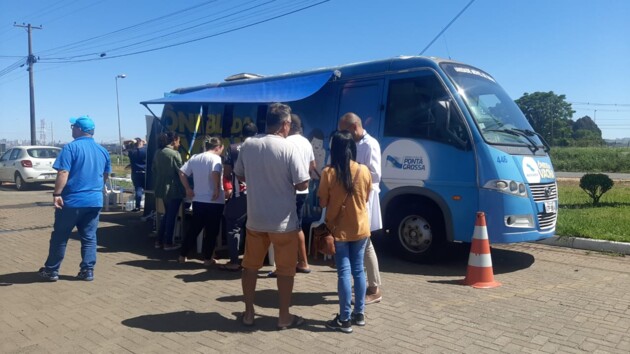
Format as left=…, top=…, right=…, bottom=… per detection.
left=382, top=140, right=430, bottom=190
left=386, top=155, right=426, bottom=171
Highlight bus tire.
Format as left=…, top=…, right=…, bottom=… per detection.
left=388, top=202, right=446, bottom=263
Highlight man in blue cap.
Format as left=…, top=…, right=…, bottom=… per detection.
left=38, top=116, right=111, bottom=282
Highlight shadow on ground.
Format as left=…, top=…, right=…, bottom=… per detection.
left=122, top=310, right=328, bottom=333
left=372, top=236, right=535, bottom=278
left=216, top=289, right=338, bottom=308
left=0, top=271, right=87, bottom=286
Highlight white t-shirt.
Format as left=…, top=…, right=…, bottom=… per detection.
left=287, top=134, right=315, bottom=195
left=234, top=134, right=310, bottom=232
left=180, top=152, right=224, bottom=204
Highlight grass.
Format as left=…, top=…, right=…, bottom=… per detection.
left=110, top=159, right=134, bottom=191
left=557, top=179, right=630, bottom=243
left=550, top=147, right=630, bottom=172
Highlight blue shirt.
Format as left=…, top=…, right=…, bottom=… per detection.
left=128, top=146, right=147, bottom=174
left=54, top=136, right=112, bottom=207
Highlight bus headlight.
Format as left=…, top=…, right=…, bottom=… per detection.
left=483, top=179, right=528, bottom=197
left=505, top=214, right=534, bottom=228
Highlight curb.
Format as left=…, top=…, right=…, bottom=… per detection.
left=534, top=236, right=630, bottom=255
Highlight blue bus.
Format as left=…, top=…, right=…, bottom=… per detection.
left=142, top=56, right=557, bottom=262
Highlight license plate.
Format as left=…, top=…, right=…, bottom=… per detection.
left=544, top=200, right=556, bottom=214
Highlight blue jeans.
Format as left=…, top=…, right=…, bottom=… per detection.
left=334, top=237, right=369, bottom=321
left=131, top=172, right=145, bottom=209
left=44, top=207, right=101, bottom=272
left=158, top=198, right=182, bottom=245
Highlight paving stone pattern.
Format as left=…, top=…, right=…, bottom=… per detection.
left=1, top=184, right=630, bottom=353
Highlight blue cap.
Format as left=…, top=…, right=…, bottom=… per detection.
left=70, top=116, right=95, bottom=132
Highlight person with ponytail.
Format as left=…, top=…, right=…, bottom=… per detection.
left=318, top=130, right=372, bottom=333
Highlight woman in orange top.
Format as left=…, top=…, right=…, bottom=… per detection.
left=318, top=130, right=372, bottom=333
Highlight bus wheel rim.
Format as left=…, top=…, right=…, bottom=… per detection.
left=398, top=215, right=432, bottom=253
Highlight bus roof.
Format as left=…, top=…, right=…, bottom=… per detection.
left=140, top=56, right=464, bottom=105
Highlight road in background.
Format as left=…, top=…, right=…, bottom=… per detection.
left=556, top=172, right=630, bottom=180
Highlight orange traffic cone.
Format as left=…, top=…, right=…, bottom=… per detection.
left=462, top=212, right=501, bottom=289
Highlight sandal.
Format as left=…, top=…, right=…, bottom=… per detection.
left=277, top=315, right=305, bottom=330
left=240, top=312, right=255, bottom=327
left=218, top=264, right=242, bottom=272
left=203, top=259, right=218, bottom=267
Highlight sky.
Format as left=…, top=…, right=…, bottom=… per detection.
left=1, top=0, right=629, bottom=145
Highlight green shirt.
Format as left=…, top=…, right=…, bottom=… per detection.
left=152, top=145, right=185, bottom=201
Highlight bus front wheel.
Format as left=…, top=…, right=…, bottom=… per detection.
left=389, top=203, right=446, bottom=263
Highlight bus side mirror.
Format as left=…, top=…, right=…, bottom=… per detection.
left=433, top=99, right=470, bottom=150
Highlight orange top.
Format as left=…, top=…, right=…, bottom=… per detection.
left=318, top=161, right=372, bottom=242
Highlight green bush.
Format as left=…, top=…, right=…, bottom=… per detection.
left=579, top=173, right=614, bottom=206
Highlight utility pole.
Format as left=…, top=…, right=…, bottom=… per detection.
left=14, top=23, right=42, bottom=145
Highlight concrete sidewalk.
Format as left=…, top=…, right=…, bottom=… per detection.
left=536, top=236, right=630, bottom=255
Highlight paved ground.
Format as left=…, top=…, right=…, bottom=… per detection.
left=2, top=184, right=630, bottom=353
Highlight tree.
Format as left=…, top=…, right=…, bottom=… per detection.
left=572, top=115, right=603, bottom=146
left=515, top=91, right=575, bottom=146
left=573, top=115, right=601, bottom=133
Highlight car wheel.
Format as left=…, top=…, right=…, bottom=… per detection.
left=14, top=173, right=27, bottom=191
left=388, top=202, right=446, bottom=263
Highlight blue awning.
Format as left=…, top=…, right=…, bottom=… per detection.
left=141, top=71, right=333, bottom=105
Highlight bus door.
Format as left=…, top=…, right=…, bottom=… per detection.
left=380, top=69, right=477, bottom=243
left=337, top=80, right=384, bottom=136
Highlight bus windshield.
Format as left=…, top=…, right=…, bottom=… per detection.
left=441, top=63, right=546, bottom=152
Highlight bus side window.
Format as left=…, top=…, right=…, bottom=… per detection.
left=384, top=74, right=469, bottom=150
left=222, top=105, right=234, bottom=138
left=256, top=104, right=268, bottom=133
left=384, top=78, right=433, bottom=138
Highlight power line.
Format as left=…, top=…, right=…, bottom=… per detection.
left=419, top=0, right=476, bottom=55
left=39, top=0, right=330, bottom=64
left=37, top=0, right=220, bottom=57
left=570, top=101, right=630, bottom=107
left=41, top=0, right=272, bottom=60
left=0, top=57, right=27, bottom=77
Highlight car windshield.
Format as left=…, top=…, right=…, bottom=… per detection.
left=27, top=148, right=60, bottom=159
left=441, top=63, right=545, bottom=150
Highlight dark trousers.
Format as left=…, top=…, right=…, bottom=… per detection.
left=180, top=201, right=224, bottom=260
left=223, top=195, right=247, bottom=264
left=131, top=172, right=145, bottom=209
left=158, top=198, right=182, bottom=245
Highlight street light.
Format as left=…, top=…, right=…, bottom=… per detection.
left=115, top=74, right=126, bottom=165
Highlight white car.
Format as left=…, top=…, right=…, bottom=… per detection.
left=0, top=146, right=61, bottom=190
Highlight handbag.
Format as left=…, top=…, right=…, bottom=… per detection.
left=312, top=223, right=335, bottom=256
left=312, top=169, right=361, bottom=257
